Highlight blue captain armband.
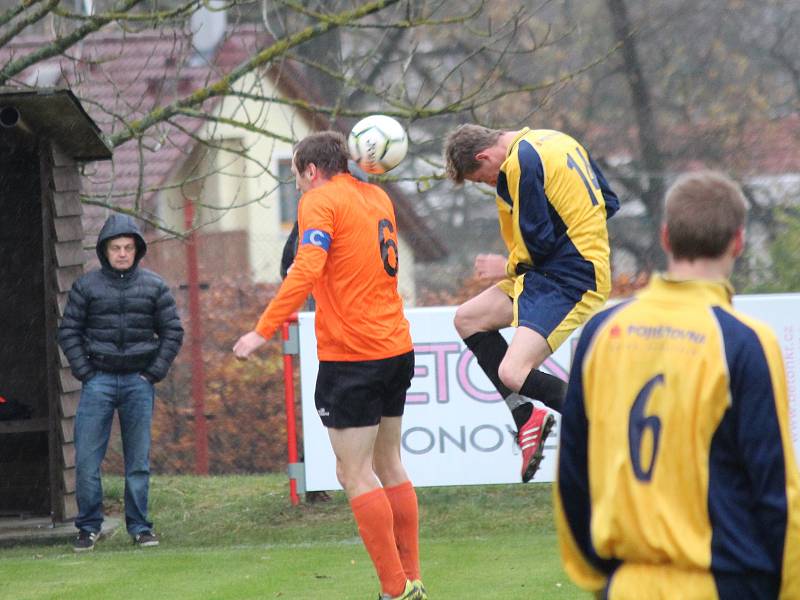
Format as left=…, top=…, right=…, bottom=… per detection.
left=301, top=229, right=332, bottom=251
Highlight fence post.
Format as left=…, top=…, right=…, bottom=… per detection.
left=282, top=314, right=301, bottom=505
left=183, top=199, right=208, bottom=475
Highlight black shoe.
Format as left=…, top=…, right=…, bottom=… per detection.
left=133, top=530, right=160, bottom=547
left=73, top=529, right=98, bottom=552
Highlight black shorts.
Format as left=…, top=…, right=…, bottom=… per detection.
left=314, top=350, right=415, bottom=429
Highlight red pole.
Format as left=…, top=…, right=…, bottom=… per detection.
left=282, top=315, right=300, bottom=505
left=184, top=200, right=209, bottom=475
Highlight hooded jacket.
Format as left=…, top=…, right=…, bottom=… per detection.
left=57, top=214, right=184, bottom=382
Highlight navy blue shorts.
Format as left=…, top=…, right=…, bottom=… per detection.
left=498, top=270, right=606, bottom=351
left=314, top=350, right=415, bottom=429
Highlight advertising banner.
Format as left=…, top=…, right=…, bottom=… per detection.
left=299, top=295, right=800, bottom=491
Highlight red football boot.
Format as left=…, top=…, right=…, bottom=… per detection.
left=517, top=407, right=555, bottom=483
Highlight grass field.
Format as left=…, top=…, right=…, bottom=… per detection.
left=0, top=475, right=589, bottom=599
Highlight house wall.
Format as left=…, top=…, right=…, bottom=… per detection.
left=155, top=71, right=417, bottom=304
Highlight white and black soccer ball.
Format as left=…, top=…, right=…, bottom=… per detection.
left=347, top=115, right=408, bottom=174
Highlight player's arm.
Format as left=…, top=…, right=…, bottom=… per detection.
left=494, top=198, right=516, bottom=275
left=726, top=322, right=800, bottom=598
left=233, top=193, right=332, bottom=359
left=588, top=155, right=620, bottom=219
left=505, top=142, right=557, bottom=260
left=554, top=313, right=619, bottom=592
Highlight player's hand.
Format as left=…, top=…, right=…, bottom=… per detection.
left=233, top=331, right=267, bottom=360
left=474, top=253, right=507, bottom=280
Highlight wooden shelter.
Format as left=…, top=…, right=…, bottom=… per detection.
left=0, top=88, right=111, bottom=522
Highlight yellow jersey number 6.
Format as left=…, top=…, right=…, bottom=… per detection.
left=629, top=373, right=664, bottom=482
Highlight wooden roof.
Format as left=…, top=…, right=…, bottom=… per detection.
left=0, top=87, right=111, bottom=161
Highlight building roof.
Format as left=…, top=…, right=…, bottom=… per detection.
left=1, top=27, right=446, bottom=261
left=0, top=87, right=111, bottom=160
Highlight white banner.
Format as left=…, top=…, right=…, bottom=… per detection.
left=299, top=294, right=800, bottom=491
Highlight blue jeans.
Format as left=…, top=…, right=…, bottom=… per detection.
left=74, top=372, right=155, bottom=536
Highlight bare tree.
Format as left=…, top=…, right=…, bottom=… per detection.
left=0, top=2, right=582, bottom=228
left=516, top=0, right=800, bottom=284
left=3, top=0, right=797, bottom=289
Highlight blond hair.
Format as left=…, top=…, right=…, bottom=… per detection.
left=443, top=124, right=503, bottom=183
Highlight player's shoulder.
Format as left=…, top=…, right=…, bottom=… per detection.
left=712, top=304, right=780, bottom=352
left=345, top=173, right=394, bottom=207
left=710, top=304, right=788, bottom=379
left=511, top=129, right=581, bottom=171
left=524, top=128, right=583, bottom=154
left=313, top=173, right=384, bottom=199
left=300, top=181, right=340, bottom=212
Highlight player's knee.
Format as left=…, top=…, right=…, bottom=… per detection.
left=334, top=461, right=347, bottom=489
left=453, top=305, right=475, bottom=338
left=373, top=456, right=404, bottom=485
left=372, top=454, right=388, bottom=478
left=498, top=360, right=524, bottom=393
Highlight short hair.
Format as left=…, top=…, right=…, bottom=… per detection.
left=664, top=170, right=747, bottom=261
left=105, top=234, right=138, bottom=254
left=443, top=124, right=503, bottom=183
left=293, top=131, right=349, bottom=177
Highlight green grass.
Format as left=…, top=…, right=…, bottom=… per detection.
left=0, top=475, right=588, bottom=599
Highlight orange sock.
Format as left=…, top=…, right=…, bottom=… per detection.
left=350, top=488, right=407, bottom=596
left=384, top=481, right=420, bottom=581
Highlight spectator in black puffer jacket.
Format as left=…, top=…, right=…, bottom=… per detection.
left=58, top=213, right=183, bottom=553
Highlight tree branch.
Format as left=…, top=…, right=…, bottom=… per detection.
left=108, top=0, right=401, bottom=148
left=0, top=0, right=145, bottom=85
left=0, top=0, right=58, bottom=49
left=50, top=1, right=199, bottom=24
left=0, top=0, right=46, bottom=29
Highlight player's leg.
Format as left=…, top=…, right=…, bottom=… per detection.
left=455, top=281, right=566, bottom=418
left=454, top=282, right=516, bottom=398
left=502, top=272, right=572, bottom=415
left=500, top=273, right=576, bottom=482
left=454, top=282, right=515, bottom=337
left=374, top=417, right=420, bottom=583
left=370, top=352, right=415, bottom=488
left=327, top=425, right=380, bottom=498
left=328, top=426, right=409, bottom=598
left=500, top=326, right=558, bottom=482
left=498, top=325, right=566, bottom=411
left=318, top=360, right=409, bottom=599
left=505, top=283, right=608, bottom=414
left=372, top=417, right=409, bottom=488
left=504, top=274, right=608, bottom=481
left=372, top=351, right=425, bottom=598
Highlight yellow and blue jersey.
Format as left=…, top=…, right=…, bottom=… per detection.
left=496, top=128, right=619, bottom=296
left=554, top=275, right=800, bottom=599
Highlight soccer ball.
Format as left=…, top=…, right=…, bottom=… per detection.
left=347, top=115, right=408, bottom=174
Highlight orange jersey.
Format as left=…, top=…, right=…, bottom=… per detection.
left=255, top=173, right=412, bottom=361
